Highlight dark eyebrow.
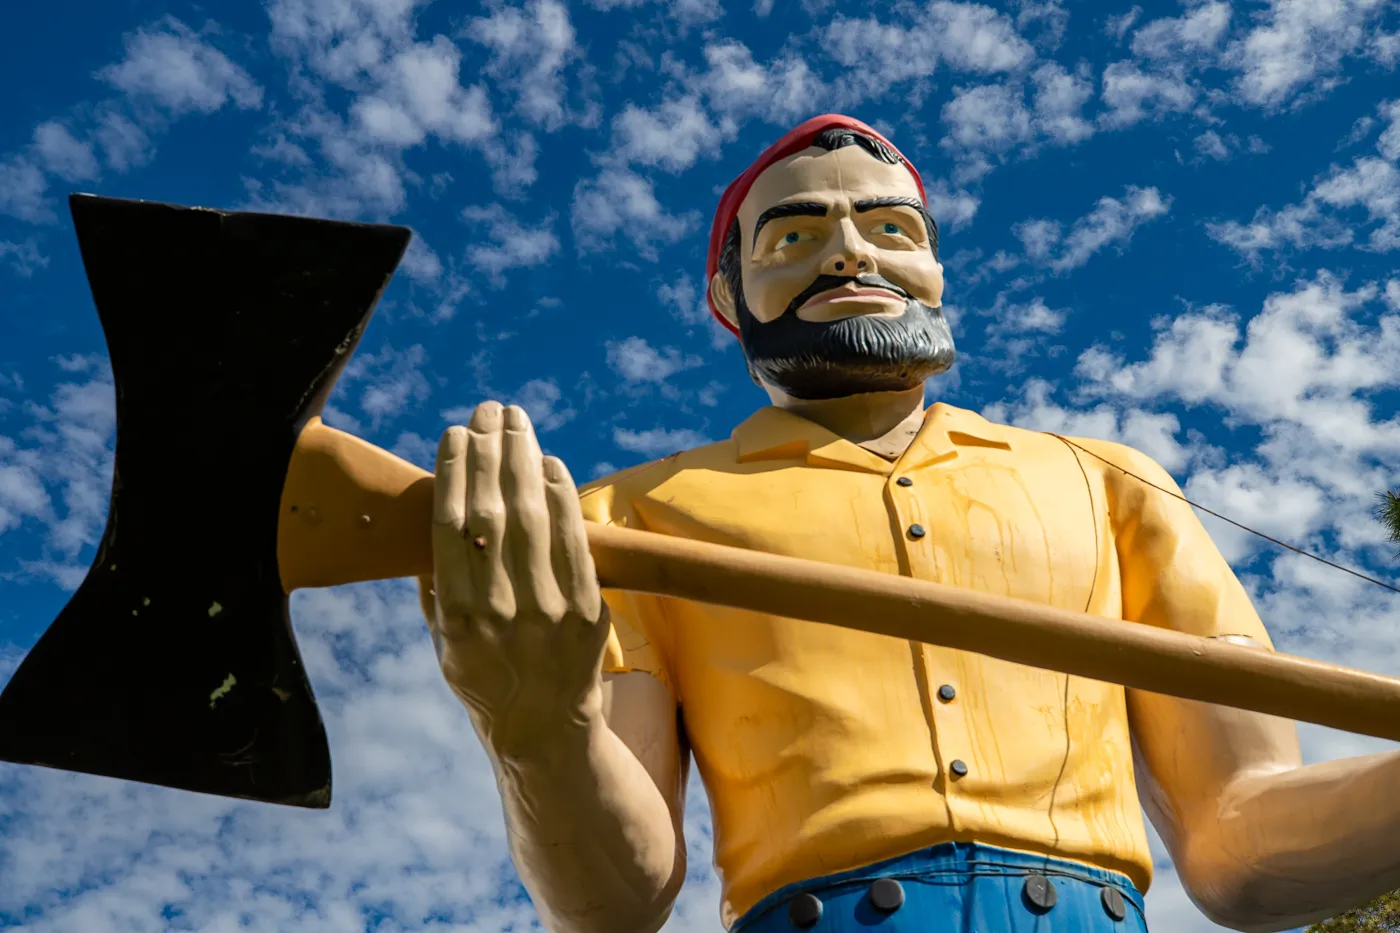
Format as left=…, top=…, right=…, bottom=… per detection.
left=855, top=196, right=932, bottom=239
left=752, top=201, right=827, bottom=246
left=854, top=196, right=927, bottom=214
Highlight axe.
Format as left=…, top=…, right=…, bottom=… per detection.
left=2, top=195, right=1399, bottom=812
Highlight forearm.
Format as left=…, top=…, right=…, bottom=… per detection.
left=487, top=713, right=683, bottom=933
left=1187, top=749, right=1400, bottom=932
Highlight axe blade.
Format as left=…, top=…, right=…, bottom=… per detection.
left=0, top=195, right=412, bottom=807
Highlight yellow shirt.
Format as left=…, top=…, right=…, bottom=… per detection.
left=578, top=402, right=1274, bottom=928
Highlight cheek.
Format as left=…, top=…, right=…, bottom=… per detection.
left=744, top=266, right=813, bottom=323
left=884, top=254, right=944, bottom=302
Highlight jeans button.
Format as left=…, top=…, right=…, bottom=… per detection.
left=1023, top=873, right=1057, bottom=912
left=788, top=892, right=822, bottom=928
left=869, top=878, right=905, bottom=912
left=1102, top=886, right=1127, bottom=921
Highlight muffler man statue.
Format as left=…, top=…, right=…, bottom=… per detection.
left=422, top=115, right=1400, bottom=933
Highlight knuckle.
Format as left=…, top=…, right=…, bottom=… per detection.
left=469, top=501, right=507, bottom=527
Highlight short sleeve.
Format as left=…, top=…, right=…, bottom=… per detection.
left=579, top=466, right=680, bottom=697
left=1095, top=440, right=1276, bottom=650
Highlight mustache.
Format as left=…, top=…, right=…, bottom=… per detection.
left=784, top=273, right=912, bottom=317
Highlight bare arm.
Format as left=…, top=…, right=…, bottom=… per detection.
left=488, top=669, right=688, bottom=933
left=1097, top=437, right=1400, bottom=930
left=426, top=401, right=687, bottom=933
left=1132, top=660, right=1400, bottom=933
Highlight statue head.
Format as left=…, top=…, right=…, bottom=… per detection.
left=706, top=115, right=954, bottom=402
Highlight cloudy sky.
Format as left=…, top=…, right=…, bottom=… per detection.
left=2, top=0, right=1399, bottom=930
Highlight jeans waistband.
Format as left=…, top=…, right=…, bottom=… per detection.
left=733, top=842, right=1146, bottom=932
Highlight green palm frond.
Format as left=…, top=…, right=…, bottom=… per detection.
left=1377, top=490, right=1400, bottom=552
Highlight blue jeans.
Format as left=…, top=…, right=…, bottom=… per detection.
left=731, top=842, right=1149, bottom=933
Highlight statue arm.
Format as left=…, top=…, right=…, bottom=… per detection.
left=495, top=668, right=689, bottom=933
left=419, top=574, right=688, bottom=933
left=1096, top=442, right=1400, bottom=931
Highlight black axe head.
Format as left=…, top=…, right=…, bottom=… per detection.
left=0, top=195, right=412, bottom=808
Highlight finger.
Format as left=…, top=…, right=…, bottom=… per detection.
left=466, top=401, right=515, bottom=621
left=502, top=405, right=567, bottom=620
left=431, top=426, right=472, bottom=619
left=542, top=455, right=602, bottom=623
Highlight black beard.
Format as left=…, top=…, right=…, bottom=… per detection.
left=736, top=274, right=957, bottom=401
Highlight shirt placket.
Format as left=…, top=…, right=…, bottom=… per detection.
left=887, top=464, right=974, bottom=823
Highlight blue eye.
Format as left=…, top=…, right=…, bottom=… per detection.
left=776, top=230, right=815, bottom=249
left=879, top=222, right=903, bottom=235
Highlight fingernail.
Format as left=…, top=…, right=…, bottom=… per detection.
left=543, top=457, right=561, bottom=482
left=505, top=405, right=528, bottom=430
left=443, top=426, right=466, bottom=457
left=473, top=401, right=502, bottom=430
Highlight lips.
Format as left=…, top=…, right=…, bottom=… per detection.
left=798, top=284, right=905, bottom=311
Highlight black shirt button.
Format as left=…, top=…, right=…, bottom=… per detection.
left=896, top=476, right=913, bottom=487
left=949, top=759, right=968, bottom=777
left=1023, top=873, right=1057, bottom=912
left=868, top=878, right=905, bottom=912
left=1102, top=886, right=1127, bottom=921
left=788, top=892, right=822, bottom=928
left=937, top=684, right=956, bottom=702
left=908, top=523, right=926, bottom=539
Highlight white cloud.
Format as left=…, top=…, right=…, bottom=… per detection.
left=608, top=96, right=723, bottom=172
left=510, top=378, right=577, bottom=432
left=584, top=0, right=722, bottom=23
left=942, top=82, right=1033, bottom=155
left=1209, top=107, right=1400, bottom=260
left=1106, top=6, right=1142, bottom=41
left=31, top=122, right=99, bottom=182
left=1129, top=1, right=1231, bottom=61
left=612, top=425, right=711, bottom=457
left=0, top=239, right=49, bottom=278
left=606, top=336, right=704, bottom=385
left=570, top=168, right=700, bottom=259
left=1017, top=185, right=1172, bottom=272
left=1225, top=0, right=1396, bottom=110
left=1030, top=62, right=1095, bottom=144
left=983, top=378, right=1191, bottom=473
left=928, top=1, right=1037, bottom=73
left=992, top=296, right=1065, bottom=334
left=461, top=204, right=560, bottom=287
left=925, top=180, right=981, bottom=230
left=0, top=357, right=115, bottom=584
left=336, top=344, right=432, bottom=434
left=1099, top=60, right=1197, bottom=128
left=97, top=17, right=263, bottom=115
left=91, top=110, right=154, bottom=173
left=464, top=0, right=594, bottom=130
left=687, top=41, right=826, bottom=126
left=1377, top=98, right=1400, bottom=161
left=0, top=158, right=52, bottom=224
left=658, top=274, right=732, bottom=349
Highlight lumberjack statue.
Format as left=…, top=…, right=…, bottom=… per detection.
left=3, top=115, right=1400, bottom=933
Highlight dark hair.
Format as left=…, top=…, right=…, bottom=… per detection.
left=717, top=129, right=939, bottom=306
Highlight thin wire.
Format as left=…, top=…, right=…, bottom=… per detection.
left=1044, top=432, right=1400, bottom=596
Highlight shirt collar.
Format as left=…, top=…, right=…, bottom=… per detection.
left=730, top=402, right=1015, bottom=475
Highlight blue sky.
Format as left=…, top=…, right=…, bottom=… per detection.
left=2, top=0, right=1399, bottom=930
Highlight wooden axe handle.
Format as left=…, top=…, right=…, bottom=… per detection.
left=278, top=418, right=1400, bottom=742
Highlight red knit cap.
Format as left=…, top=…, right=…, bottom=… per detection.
left=704, top=114, right=926, bottom=337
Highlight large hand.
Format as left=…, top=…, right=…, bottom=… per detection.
left=429, top=401, right=610, bottom=760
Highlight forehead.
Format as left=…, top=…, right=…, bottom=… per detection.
left=737, top=145, right=922, bottom=225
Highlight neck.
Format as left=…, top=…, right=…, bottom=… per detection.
left=764, top=383, right=927, bottom=460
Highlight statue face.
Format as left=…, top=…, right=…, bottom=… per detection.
left=735, top=145, right=945, bottom=325
left=714, top=144, right=956, bottom=401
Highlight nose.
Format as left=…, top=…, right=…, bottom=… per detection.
left=820, top=218, right=876, bottom=276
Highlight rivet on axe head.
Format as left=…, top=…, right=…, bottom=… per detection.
left=357, top=514, right=372, bottom=528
